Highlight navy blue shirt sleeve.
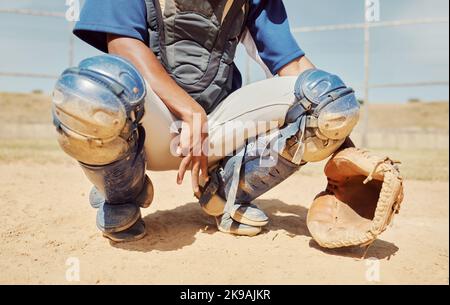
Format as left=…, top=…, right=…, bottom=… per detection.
left=247, top=0, right=305, bottom=74
left=73, top=0, right=148, bottom=53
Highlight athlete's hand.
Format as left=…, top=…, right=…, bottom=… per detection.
left=176, top=106, right=210, bottom=197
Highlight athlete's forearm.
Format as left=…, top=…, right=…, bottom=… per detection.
left=107, top=34, right=205, bottom=121
left=277, top=56, right=316, bottom=77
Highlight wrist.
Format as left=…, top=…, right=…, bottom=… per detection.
left=179, top=103, right=206, bottom=123
left=298, top=56, right=316, bottom=74
left=278, top=56, right=316, bottom=77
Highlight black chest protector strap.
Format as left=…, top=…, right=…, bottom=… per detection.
left=194, top=0, right=247, bottom=91
left=144, top=0, right=164, bottom=57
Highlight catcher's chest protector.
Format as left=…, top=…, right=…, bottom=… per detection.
left=145, top=0, right=249, bottom=113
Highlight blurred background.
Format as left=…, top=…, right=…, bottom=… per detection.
left=0, top=0, right=448, bottom=181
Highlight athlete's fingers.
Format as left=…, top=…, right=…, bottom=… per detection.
left=175, top=145, right=183, bottom=157
left=179, top=125, right=192, bottom=157
left=191, top=158, right=201, bottom=195
left=200, top=154, right=209, bottom=183
left=177, top=154, right=192, bottom=185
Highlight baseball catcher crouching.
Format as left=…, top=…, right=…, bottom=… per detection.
left=51, top=54, right=404, bottom=247
left=54, top=0, right=406, bottom=247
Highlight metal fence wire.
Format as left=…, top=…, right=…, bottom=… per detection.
left=0, top=4, right=449, bottom=148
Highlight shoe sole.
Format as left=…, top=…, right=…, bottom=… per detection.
left=102, top=219, right=147, bottom=243
left=230, top=213, right=269, bottom=227
left=215, top=218, right=262, bottom=237
left=203, top=195, right=269, bottom=227
left=102, top=230, right=147, bottom=243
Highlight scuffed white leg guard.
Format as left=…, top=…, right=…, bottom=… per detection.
left=52, top=55, right=155, bottom=243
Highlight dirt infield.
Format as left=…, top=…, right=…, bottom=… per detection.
left=0, top=93, right=448, bottom=284
left=0, top=161, right=448, bottom=285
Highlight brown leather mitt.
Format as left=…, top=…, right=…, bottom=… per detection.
left=307, top=148, right=404, bottom=249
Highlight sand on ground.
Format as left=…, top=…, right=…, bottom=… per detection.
left=0, top=162, right=448, bottom=285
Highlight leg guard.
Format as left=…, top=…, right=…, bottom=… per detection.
left=52, top=55, right=154, bottom=242
left=200, top=69, right=360, bottom=231
left=200, top=136, right=299, bottom=234
left=217, top=138, right=300, bottom=205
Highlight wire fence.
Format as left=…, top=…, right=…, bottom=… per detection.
left=288, top=15, right=449, bottom=146
left=0, top=4, right=449, bottom=149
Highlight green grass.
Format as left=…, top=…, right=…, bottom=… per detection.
left=0, top=139, right=447, bottom=181
left=373, top=148, right=449, bottom=182
left=0, top=139, right=73, bottom=164
left=0, top=93, right=448, bottom=181
left=299, top=148, right=449, bottom=182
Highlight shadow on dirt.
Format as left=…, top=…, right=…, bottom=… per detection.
left=309, top=239, right=399, bottom=260
left=113, top=198, right=399, bottom=260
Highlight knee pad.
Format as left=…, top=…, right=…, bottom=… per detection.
left=52, top=55, right=146, bottom=166
left=281, top=69, right=360, bottom=163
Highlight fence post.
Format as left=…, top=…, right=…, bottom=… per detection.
left=361, top=0, right=377, bottom=148
left=68, top=22, right=75, bottom=67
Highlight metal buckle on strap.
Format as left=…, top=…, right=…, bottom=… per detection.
left=299, top=99, right=313, bottom=112
left=306, top=116, right=318, bottom=128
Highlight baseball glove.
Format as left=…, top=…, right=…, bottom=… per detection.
left=307, top=148, right=404, bottom=249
